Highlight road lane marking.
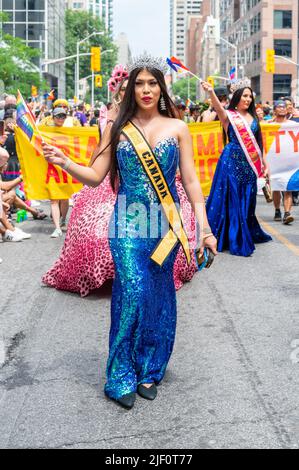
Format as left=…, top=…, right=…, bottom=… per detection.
left=258, top=218, right=299, bottom=256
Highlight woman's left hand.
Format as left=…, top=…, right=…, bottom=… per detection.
left=202, top=234, right=218, bottom=255
left=263, top=165, right=270, bottom=179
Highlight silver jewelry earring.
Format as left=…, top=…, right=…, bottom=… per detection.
left=160, top=95, right=167, bottom=111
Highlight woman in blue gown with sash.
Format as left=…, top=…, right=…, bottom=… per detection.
left=42, top=55, right=218, bottom=410
left=201, top=78, right=272, bottom=257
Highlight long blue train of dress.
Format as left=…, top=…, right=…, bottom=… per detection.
left=105, top=137, right=180, bottom=400
left=206, top=120, right=272, bottom=257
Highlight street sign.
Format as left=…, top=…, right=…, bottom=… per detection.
left=91, top=47, right=101, bottom=72
left=95, top=75, right=103, bottom=88
left=266, top=49, right=275, bottom=74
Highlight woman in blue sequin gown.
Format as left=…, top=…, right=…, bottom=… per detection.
left=202, top=81, right=272, bottom=257
left=42, top=60, right=218, bottom=409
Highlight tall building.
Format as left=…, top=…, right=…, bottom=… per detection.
left=115, top=33, right=131, bottom=66
left=170, top=0, right=202, bottom=64
left=197, top=0, right=220, bottom=83
left=219, top=0, right=299, bottom=102
left=67, top=0, right=113, bottom=34
left=0, top=0, right=66, bottom=97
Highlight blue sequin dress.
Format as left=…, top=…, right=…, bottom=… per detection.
left=105, top=138, right=180, bottom=400
left=206, top=120, right=272, bottom=257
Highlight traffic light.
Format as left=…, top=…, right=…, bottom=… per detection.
left=31, top=85, right=38, bottom=97
left=266, top=49, right=275, bottom=74
left=207, top=76, right=215, bottom=88
left=95, top=75, right=103, bottom=88
left=91, top=47, right=101, bottom=72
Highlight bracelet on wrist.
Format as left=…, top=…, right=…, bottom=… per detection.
left=203, top=233, right=213, bottom=240
left=62, top=158, right=71, bottom=171
left=202, top=226, right=212, bottom=235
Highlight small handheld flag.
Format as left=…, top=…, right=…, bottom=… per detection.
left=229, top=67, right=236, bottom=81
left=16, top=90, right=44, bottom=150
left=166, top=56, right=202, bottom=81
left=16, top=91, right=35, bottom=141
left=167, top=56, right=190, bottom=73
left=47, top=89, right=55, bottom=101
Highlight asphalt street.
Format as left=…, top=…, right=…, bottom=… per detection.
left=0, top=197, right=299, bottom=449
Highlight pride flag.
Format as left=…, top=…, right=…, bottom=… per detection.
left=16, top=90, right=44, bottom=155
left=167, top=56, right=190, bottom=73
left=16, top=90, right=36, bottom=141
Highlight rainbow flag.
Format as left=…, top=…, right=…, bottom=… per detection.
left=167, top=56, right=190, bottom=73
left=16, top=90, right=36, bottom=142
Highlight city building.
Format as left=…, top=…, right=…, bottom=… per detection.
left=115, top=32, right=131, bottom=66
left=185, top=0, right=220, bottom=98
left=67, top=0, right=113, bottom=34
left=0, top=0, right=66, bottom=97
left=170, top=0, right=202, bottom=65
left=219, top=0, right=299, bottom=102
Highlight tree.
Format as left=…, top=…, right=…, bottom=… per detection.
left=172, top=77, right=198, bottom=102
left=65, top=10, right=118, bottom=103
left=0, top=13, right=45, bottom=97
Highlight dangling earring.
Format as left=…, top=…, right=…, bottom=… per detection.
left=160, top=95, right=167, bottom=111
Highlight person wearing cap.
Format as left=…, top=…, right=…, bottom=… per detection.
left=270, top=100, right=296, bottom=225
left=201, top=86, right=229, bottom=122
left=39, top=99, right=80, bottom=127
left=42, top=107, right=70, bottom=237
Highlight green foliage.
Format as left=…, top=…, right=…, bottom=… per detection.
left=0, top=17, right=46, bottom=97
left=172, top=77, right=198, bottom=102
left=65, top=10, right=118, bottom=103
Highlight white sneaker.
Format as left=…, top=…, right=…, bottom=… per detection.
left=2, top=230, right=23, bottom=242
left=14, top=227, right=32, bottom=239
left=51, top=228, right=63, bottom=238
left=0, top=258, right=2, bottom=263
left=30, top=200, right=41, bottom=208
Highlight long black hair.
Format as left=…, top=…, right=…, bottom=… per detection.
left=225, top=87, right=263, bottom=153
left=106, top=67, right=178, bottom=191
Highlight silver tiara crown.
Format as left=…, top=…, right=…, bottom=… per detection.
left=230, top=77, right=251, bottom=94
left=127, top=53, right=169, bottom=76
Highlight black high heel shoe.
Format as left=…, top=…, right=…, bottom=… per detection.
left=137, top=384, right=157, bottom=401
left=106, top=392, right=136, bottom=410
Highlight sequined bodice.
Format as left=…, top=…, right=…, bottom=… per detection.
left=228, top=119, right=258, bottom=145
left=116, top=137, right=180, bottom=204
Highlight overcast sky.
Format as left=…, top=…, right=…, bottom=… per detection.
left=113, top=0, right=170, bottom=57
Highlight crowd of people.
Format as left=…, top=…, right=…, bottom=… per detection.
left=0, top=77, right=298, bottom=265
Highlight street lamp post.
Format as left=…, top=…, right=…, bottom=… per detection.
left=76, top=31, right=104, bottom=100
left=220, top=37, right=238, bottom=80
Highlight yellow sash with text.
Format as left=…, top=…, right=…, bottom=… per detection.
left=122, top=121, right=191, bottom=267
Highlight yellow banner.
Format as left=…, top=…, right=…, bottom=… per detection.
left=15, top=126, right=99, bottom=200
left=15, top=122, right=280, bottom=201
left=189, top=121, right=223, bottom=195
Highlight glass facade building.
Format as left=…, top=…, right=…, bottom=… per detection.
left=67, top=0, right=113, bottom=34
left=0, top=0, right=66, bottom=97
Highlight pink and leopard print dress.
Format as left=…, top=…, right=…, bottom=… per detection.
left=42, top=174, right=198, bottom=297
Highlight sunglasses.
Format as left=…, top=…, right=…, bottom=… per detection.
left=55, top=114, right=67, bottom=119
